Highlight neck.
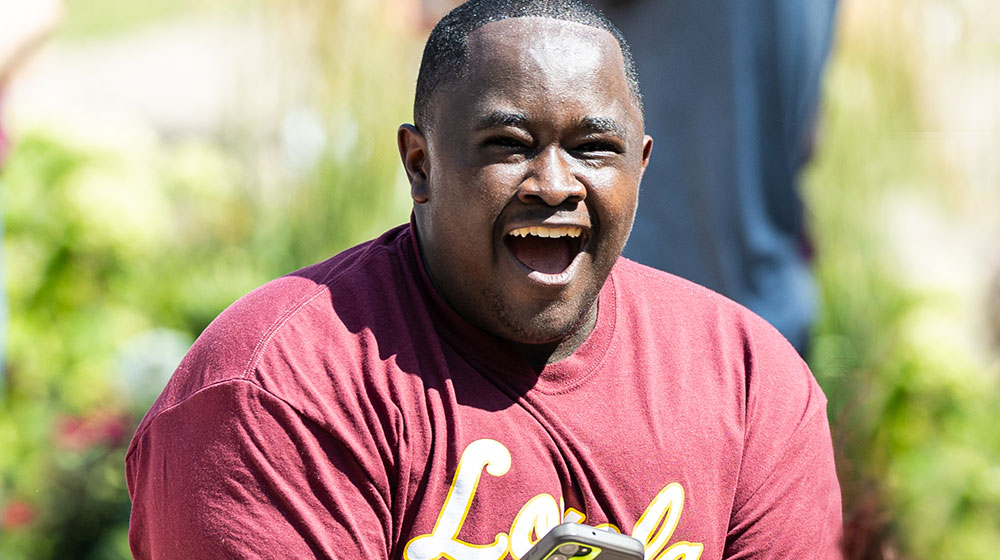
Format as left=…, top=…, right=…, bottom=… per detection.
left=511, top=302, right=599, bottom=371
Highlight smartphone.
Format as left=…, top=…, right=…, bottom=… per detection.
left=522, top=523, right=645, bottom=560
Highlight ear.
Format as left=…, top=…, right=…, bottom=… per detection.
left=398, top=124, right=430, bottom=204
left=640, top=134, right=653, bottom=172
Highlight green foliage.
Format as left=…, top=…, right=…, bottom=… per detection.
left=0, top=1, right=416, bottom=556
left=0, top=129, right=250, bottom=558
left=805, top=14, right=1000, bottom=558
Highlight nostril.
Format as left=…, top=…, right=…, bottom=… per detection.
left=517, top=179, right=586, bottom=206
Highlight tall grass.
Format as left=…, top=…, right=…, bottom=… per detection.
left=806, top=1, right=1000, bottom=557
left=0, top=1, right=419, bottom=557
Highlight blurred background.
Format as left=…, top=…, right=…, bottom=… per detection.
left=0, top=0, right=997, bottom=558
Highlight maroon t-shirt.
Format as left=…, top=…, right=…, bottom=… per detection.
left=126, top=224, right=841, bottom=559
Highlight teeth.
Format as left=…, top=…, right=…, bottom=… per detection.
left=508, top=226, right=583, bottom=238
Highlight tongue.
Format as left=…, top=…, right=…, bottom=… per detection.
left=507, top=235, right=574, bottom=274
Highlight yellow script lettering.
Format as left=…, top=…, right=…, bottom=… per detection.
left=404, top=439, right=512, bottom=560
left=630, top=483, right=703, bottom=560
left=508, top=493, right=561, bottom=559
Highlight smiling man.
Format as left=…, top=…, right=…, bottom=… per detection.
left=127, top=1, right=842, bottom=559
left=399, top=9, right=650, bottom=368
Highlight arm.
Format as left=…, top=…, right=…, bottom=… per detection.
left=724, top=324, right=842, bottom=558
left=0, top=0, right=63, bottom=85
left=126, top=380, right=395, bottom=559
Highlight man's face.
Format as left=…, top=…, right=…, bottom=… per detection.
left=400, top=17, right=652, bottom=348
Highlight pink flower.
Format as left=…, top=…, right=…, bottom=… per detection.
left=1, top=500, right=37, bottom=530
left=54, top=411, right=132, bottom=451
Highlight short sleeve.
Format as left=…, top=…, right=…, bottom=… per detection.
left=724, top=326, right=843, bottom=559
left=126, top=380, right=393, bottom=559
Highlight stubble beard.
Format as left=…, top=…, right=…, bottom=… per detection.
left=482, top=284, right=600, bottom=348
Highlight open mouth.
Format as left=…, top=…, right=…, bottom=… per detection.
left=504, top=225, right=587, bottom=275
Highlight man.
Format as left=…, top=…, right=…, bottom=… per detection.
left=127, top=1, right=842, bottom=558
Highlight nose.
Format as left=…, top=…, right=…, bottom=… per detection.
left=517, top=145, right=586, bottom=206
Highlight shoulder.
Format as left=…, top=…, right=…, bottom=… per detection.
left=609, top=256, right=819, bottom=404
left=611, top=256, right=775, bottom=337
left=138, top=225, right=413, bottom=423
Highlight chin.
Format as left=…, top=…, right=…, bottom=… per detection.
left=485, top=288, right=595, bottom=346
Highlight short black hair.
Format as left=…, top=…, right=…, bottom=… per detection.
left=413, top=0, right=642, bottom=128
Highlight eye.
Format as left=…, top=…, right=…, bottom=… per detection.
left=572, top=140, right=623, bottom=157
left=481, top=135, right=529, bottom=150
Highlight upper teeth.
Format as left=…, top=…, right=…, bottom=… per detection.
left=509, top=226, right=583, bottom=238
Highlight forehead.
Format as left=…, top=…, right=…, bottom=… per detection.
left=438, top=18, right=637, bottom=123
left=468, top=18, right=620, bottom=78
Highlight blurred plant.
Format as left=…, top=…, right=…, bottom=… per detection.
left=0, top=126, right=249, bottom=558
left=805, top=1, right=1000, bottom=557
left=234, top=0, right=417, bottom=274
left=1, top=0, right=419, bottom=557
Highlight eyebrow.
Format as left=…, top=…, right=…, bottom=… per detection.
left=473, top=110, right=628, bottom=139
left=575, top=116, right=628, bottom=139
left=474, top=110, right=529, bottom=131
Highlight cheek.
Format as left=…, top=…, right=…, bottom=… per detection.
left=474, top=165, right=523, bottom=203
left=439, top=169, right=521, bottom=241
left=589, top=171, right=639, bottom=213
left=428, top=176, right=511, bottom=255
left=588, top=176, right=640, bottom=252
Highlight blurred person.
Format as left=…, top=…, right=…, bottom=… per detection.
left=592, top=0, right=839, bottom=354
left=126, top=1, right=841, bottom=558
left=0, top=0, right=64, bottom=383
left=0, top=0, right=62, bottom=160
